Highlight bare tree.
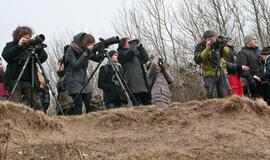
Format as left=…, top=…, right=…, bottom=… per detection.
left=112, top=0, right=270, bottom=101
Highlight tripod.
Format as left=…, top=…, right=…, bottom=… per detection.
left=69, top=49, right=138, bottom=112
left=8, top=46, right=64, bottom=115
left=209, top=49, right=232, bottom=98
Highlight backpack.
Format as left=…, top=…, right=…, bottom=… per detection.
left=60, top=44, right=70, bottom=74
left=194, top=42, right=205, bottom=65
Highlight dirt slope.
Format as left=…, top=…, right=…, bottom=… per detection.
left=1, top=96, right=270, bottom=160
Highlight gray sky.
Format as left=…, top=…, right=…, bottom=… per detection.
left=0, top=0, right=135, bottom=54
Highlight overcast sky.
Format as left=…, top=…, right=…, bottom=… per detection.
left=0, top=0, right=136, bottom=54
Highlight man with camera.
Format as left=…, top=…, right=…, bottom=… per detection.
left=237, top=35, right=264, bottom=98
left=2, top=26, right=48, bottom=111
left=117, top=38, right=151, bottom=106
left=194, top=30, right=230, bottom=98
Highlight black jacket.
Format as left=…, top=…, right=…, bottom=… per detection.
left=237, top=47, right=263, bottom=80
left=261, top=56, right=270, bottom=81
left=2, top=41, right=47, bottom=91
left=237, top=46, right=264, bottom=80
left=227, top=47, right=242, bottom=75
left=117, top=43, right=150, bottom=94
left=98, top=63, right=127, bottom=104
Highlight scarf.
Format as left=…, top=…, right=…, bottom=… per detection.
left=70, top=42, right=83, bottom=54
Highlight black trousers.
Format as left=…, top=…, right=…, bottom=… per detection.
left=263, top=84, right=270, bottom=105
left=132, top=93, right=151, bottom=106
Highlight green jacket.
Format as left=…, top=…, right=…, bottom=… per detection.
left=199, top=47, right=230, bottom=77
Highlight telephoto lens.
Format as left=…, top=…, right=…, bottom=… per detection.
left=27, top=34, right=45, bottom=46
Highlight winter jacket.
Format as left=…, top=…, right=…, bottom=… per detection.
left=194, top=42, right=230, bottom=77
left=2, top=41, right=47, bottom=91
left=98, top=62, right=127, bottom=104
left=65, top=33, right=100, bottom=95
left=117, top=43, right=150, bottom=94
left=261, top=56, right=270, bottom=81
left=226, top=47, right=242, bottom=75
left=147, top=57, right=174, bottom=105
left=237, top=46, right=264, bottom=80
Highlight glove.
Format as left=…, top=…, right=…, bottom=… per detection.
left=83, top=50, right=90, bottom=57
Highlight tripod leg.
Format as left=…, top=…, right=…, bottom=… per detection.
left=31, top=55, right=35, bottom=108
left=220, top=68, right=232, bottom=96
left=9, top=56, right=31, bottom=101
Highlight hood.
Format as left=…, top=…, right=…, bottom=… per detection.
left=73, top=32, right=86, bottom=46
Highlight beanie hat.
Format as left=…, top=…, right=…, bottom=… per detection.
left=244, top=35, right=256, bottom=44
left=203, top=30, right=217, bottom=38
left=108, top=50, right=118, bottom=57
left=261, top=47, right=270, bottom=56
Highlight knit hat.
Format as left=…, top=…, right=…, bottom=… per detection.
left=108, top=50, right=118, bottom=57
left=261, top=47, right=270, bottom=56
left=203, top=30, right=217, bottom=38
left=244, top=35, right=256, bottom=44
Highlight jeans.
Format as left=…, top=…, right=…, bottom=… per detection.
left=71, top=93, right=92, bottom=115
left=105, top=101, right=126, bottom=109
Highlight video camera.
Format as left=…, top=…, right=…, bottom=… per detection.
left=92, top=36, right=120, bottom=53
left=212, top=35, right=230, bottom=50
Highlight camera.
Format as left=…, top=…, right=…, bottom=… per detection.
left=27, top=34, right=45, bottom=46
left=212, top=35, right=229, bottom=49
left=92, top=36, right=120, bottom=53
left=99, top=36, right=120, bottom=48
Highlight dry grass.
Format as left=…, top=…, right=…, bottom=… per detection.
left=1, top=97, right=270, bottom=159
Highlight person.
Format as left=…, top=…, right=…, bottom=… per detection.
left=117, top=38, right=151, bottom=106
left=226, top=39, right=249, bottom=96
left=237, top=35, right=264, bottom=98
left=147, top=57, right=174, bottom=105
left=98, top=50, right=127, bottom=109
left=37, top=69, right=50, bottom=113
left=194, top=30, right=230, bottom=98
left=39, top=85, right=50, bottom=113
left=253, top=47, right=270, bottom=104
left=2, top=26, right=48, bottom=111
left=65, top=32, right=100, bottom=115
left=56, top=46, right=74, bottom=115
left=0, top=58, right=9, bottom=100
